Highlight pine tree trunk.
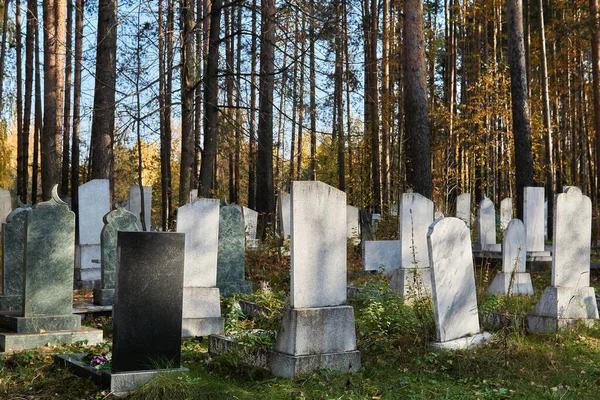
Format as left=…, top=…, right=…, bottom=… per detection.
left=71, top=0, right=83, bottom=217
left=179, top=0, right=195, bottom=204
left=247, top=0, right=257, bottom=208
left=61, top=0, right=72, bottom=195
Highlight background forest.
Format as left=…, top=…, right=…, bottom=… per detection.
left=0, top=0, right=595, bottom=236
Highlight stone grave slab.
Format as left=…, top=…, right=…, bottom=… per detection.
left=475, top=196, right=497, bottom=251
left=346, top=205, right=360, bottom=239
left=278, top=192, right=291, bottom=238
left=362, top=240, right=400, bottom=273
left=500, top=198, right=512, bottom=230
left=127, top=185, right=152, bottom=231
left=217, top=204, right=252, bottom=296
left=456, top=193, right=471, bottom=227
left=524, top=187, right=545, bottom=252
left=0, top=207, right=29, bottom=311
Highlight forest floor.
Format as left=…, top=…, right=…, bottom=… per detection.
left=2, top=236, right=600, bottom=399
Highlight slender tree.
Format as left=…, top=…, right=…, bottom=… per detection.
left=61, top=0, right=73, bottom=194
left=180, top=0, right=195, bottom=204
left=71, top=0, right=83, bottom=214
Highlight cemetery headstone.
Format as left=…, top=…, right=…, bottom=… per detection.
left=189, top=189, right=198, bottom=203
left=127, top=185, right=152, bottom=231
left=75, top=179, right=111, bottom=286
left=93, top=205, right=139, bottom=305
left=475, top=196, right=498, bottom=251
left=346, top=205, right=360, bottom=239
left=456, top=193, right=471, bottom=227
left=177, top=199, right=224, bottom=337
left=390, top=203, right=398, bottom=216
left=242, top=206, right=259, bottom=248
left=428, top=217, right=491, bottom=349
left=217, top=204, right=252, bottom=295
left=390, top=192, right=433, bottom=298
left=0, top=186, right=102, bottom=351
left=500, top=198, right=512, bottom=230
left=278, top=192, right=291, bottom=238
left=523, top=187, right=545, bottom=252
left=270, top=181, right=360, bottom=377
left=0, top=188, right=11, bottom=226
left=371, top=213, right=381, bottom=232
left=0, top=206, right=30, bottom=311
left=362, top=240, right=400, bottom=273
left=359, top=209, right=372, bottom=244
left=528, top=187, right=599, bottom=332
left=487, top=219, right=533, bottom=295
left=434, top=211, right=444, bottom=220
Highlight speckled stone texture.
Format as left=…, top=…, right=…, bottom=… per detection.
left=217, top=205, right=252, bottom=296
left=112, top=231, right=184, bottom=373
left=0, top=207, right=29, bottom=311
left=127, top=185, right=152, bottom=231
left=93, top=207, right=138, bottom=306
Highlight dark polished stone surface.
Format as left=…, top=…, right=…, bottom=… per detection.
left=217, top=205, right=252, bottom=295
left=112, top=232, right=184, bottom=373
left=1, top=207, right=29, bottom=310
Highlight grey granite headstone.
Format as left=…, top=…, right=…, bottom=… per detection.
left=112, top=231, right=185, bottom=372
left=363, top=240, right=400, bottom=273
left=428, top=217, right=490, bottom=349
left=278, top=192, right=291, bottom=238
left=528, top=187, right=598, bottom=332
left=456, top=193, right=471, bottom=227
left=0, top=186, right=80, bottom=333
left=487, top=219, right=533, bottom=295
left=217, top=204, right=252, bottom=296
left=346, top=205, right=360, bottom=239
left=270, top=181, right=360, bottom=378
left=476, top=196, right=497, bottom=251
left=500, top=198, right=512, bottom=230
left=75, top=179, right=111, bottom=283
left=127, top=185, right=152, bottom=231
left=523, top=187, right=545, bottom=252
left=0, top=206, right=30, bottom=311
left=93, top=206, right=139, bottom=306
left=177, top=199, right=224, bottom=337
left=391, top=192, right=434, bottom=298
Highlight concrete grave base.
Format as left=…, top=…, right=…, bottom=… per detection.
left=182, top=287, right=224, bottom=337
left=527, top=286, right=599, bottom=333
left=73, top=279, right=101, bottom=290
left=430, top=332, right=492, bottom=351
left=55, top=353, right=188, bottom=396
left=473, top=244, right=502, bottom=252
left=218, top=281, right=253, bottom=297
left=389, top=268, right=432, bottom=299
left=487, top=272, right=534, bottom=296
left=1, top=326, right=103, bottom=352
left=182, top=317, right=224, bottom=338
left=0, top=314, right=81, bottom=333
left=269, top=349, right=361, bottom=378
left=93, top=288, right=115, bottom=306
left=0, top=295, right=21, bottom=312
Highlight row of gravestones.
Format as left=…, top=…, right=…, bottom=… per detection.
left=75, top=181, right=259, bottom=288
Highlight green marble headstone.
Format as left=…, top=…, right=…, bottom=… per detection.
left=0, top=207, right=30, bottom=311
left=93, top=206, right=138, bottom=305
left=0, top=185, right=80, bottom=333
left=216, top=205, right=252, bottom=296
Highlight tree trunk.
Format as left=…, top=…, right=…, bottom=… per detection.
left=32, top=0, right=42, bottom=204
left=0, top=0, right=11, bottom=115
left=334, top=0, right=345, bottom=191
left=256, top=0, right=275, bottom=238
left=61, top=0, right=73, bottom=195
left=309, top=0, right=317, bottom=181
left=90, top=0, right=117, bottom=191
left=71, top=0, right=82, bottom=217
left=15, top=0, right=23, bottom=199
left=179, top=0, right=195, bottom=205
left=403, top=0, right=433, bottom=199
left=591, top=0, right=600, bottom=204
left=507, top=0, right=534, bottom=219
left=381, top=0, right=390, bottom=208
left=22, top=0, right=35, bottom=203
left=159, top=0, right=172, bottom=230
left=248, top=0, right=257, bottom=208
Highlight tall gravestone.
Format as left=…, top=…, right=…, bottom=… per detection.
left=523, top=187, right=545, bottom=252
left=0, top=186, right=102, bottom=351
left=475, top=196, right=498, bottom=251
left=487, top=219, right=533, bottom=295
left=390, top=192, right=433, bottom=298
left=0, top=188, right=11, bottom=227
left=217, top=205, right=252, bottom=296
left=528, top=187, right=599, bottom=332
left=346, top=205, right=360, bottom=239
left=278, top=192, right=291, bottom=238
left=428, top=217, right=491, bottom=349
left=456, top=193, right=471, bottom=227
left=75, top=179, right=111, bottom=285
left=189, top=189, right=198, bottom=203
left=270, top=181, right=360, bottom=378
left=178, top=199, right=224, bottom=337
left=242, top=206, right=259, bottom=248
left=500, top=198, right=512, bottom=230
left=127, top=185, right=152, bottom=231
left=0, top=206, right=30, bottom=311
left=93, top=206, right=139, bottom=305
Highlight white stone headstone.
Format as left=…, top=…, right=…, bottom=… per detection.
left=0, top=189, right=11, bottom=225
left=363, top=240, right=400, bottom=273
left=127, top=185, right=152, bottom=231
left=477, top=196, right=497, bottom=250
left=456, top=193, right=471, bottom=227
left=346, top=205, right=360, bottom=238
left=399, top=193, right=433, bottom=269
left=390, top=203, right=398, bottom=216
left=500, top=198, right=512, bottom=230
left=242, top=206, right=258, bottom=241
left=428, top=217, right=485, bottom=347
left=189, top=189, right=198, bottom=203
left=291, top=181, right=346, bottom=308
left=523, top=187, right=544, bottom=252
left=278, top=192, right=291, bottom=238
left=177, top=198, right=223, bottom=337
left=434, top=211, right=444, bottom=220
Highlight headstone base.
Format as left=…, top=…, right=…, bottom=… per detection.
left=182, top=317, right=224, bottom=338
left=487, top=272, right=534, bottom=295
left=218, top=281, right=253, bottom=297
left=75, top=244, right=102, bottom=282
left=74, top=268, right=102, bottom=283
left=430, top=332, right=492, bottom=351
left=0, top=295, right=21, bottom=312
left=0, top=314, right=81, bottom=333
left=269, top=349, right=361, bottom=378
left=389, top=268, right=432, bottom=299
left=1, top=326, right=103, bottom=351
left=527, top=286, right=599, bottom=333
left=93, top=288, right=115, bottom=306
left=73, top=279, right=101, bottom=290
left=182, top=287, right=223, bottom=337
left=55, top=353, right=188, bottom=395
left=473, top=244, right=502, bottom=252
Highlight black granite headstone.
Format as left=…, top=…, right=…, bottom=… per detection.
left=112, top=232, right=185, bottom=373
